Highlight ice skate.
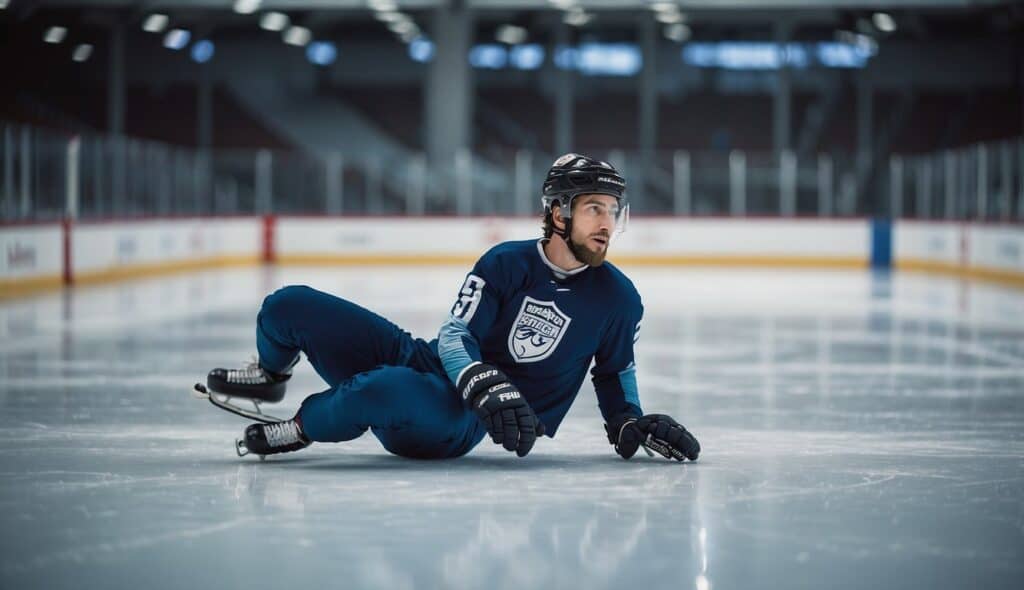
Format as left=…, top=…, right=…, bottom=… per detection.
left=206, top=357, right=293, bottom=402
left=236, top=418, right=311, bottom=460
left=191, top=356, right=298, bottom=423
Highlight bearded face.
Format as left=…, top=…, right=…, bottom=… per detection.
left=561, top=194, right=617, bottom=267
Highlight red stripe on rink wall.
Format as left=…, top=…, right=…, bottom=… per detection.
left=62, top=217, right=73, bottom=285
left=262, top=214, right=276, bottom=263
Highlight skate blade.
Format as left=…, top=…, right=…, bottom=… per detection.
left=234, top=438, right=266, bottom=460
left=192, top=383, right=284, bottom=424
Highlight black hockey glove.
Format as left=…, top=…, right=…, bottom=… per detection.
left=605, top=413, right=700, bottom=462
left=458, top=363, right=545, bottom=457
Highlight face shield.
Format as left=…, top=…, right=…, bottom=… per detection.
left=555, top=194, right=630, bottom=239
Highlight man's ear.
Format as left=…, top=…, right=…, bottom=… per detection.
left=551, top=203, right=566, bottom=232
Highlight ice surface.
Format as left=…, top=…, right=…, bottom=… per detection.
left=1, top=266, right=1022, bottom=589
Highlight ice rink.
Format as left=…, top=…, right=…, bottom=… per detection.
left=1, top=264, right=1022, bottom=589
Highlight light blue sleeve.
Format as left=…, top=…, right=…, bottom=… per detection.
left=437, top=255, right=503, bottom=386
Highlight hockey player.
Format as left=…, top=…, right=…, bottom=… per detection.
left=205, top=153, right=700, bottom=463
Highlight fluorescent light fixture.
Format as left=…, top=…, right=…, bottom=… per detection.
left=71, top=44, right=93, bottom=62
left=509, top=44, right=544, bottom=70
left=577, top=43, right=641, bottom=75
left=283, top=26, right=311, bottom=46
left=368, top=0, right=397, bottom=11
left=409, top=38, right=435, bottom=63
left=650, top=2, right=677, bottom=12
left=233, top=0, right=261, bottom=15
left=564, top=9, right=592, bottom=27
left=854, top=33, right=878, bottom=55
left=306, top=41, right=337, bottom=66
left=495, top=25, right=527, bottom=45
left=388, top=20, right=416, bottom=35
left=872, top=12, right=896, bottom=33
left=374, top=11, right=405, bottom=23
left=43, top=26, right=67, bottom=44
left=163, top=28, right=191, bottom=50
left=191, top=39, right=215, bottom=63
left=656, top=12, right=682, bottom=24
left=816, top=42, right=870, bottom=68
left=681, top=41, right=872, bottom=70
left=469, top=44, right=507, bottom=69
left=260, top=12, right=289, bottom=32
left=142, top=14, right=169, bottom=33
left=548, top=0, right=576, bottom=9
left=557, top=43, right=642, bottom=76
left=664, top=23, right=691, bottom=43
left=682, top=42, right=810, bottom=70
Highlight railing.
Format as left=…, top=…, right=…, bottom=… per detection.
left=1, top=121, right=1022, bottom=222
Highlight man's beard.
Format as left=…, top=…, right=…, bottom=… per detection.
left=566, top=232, right=609, bottom=267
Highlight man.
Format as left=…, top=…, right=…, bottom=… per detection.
left=206, top=153, right=700, bottom=463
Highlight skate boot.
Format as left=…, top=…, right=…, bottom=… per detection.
left=236, top=417, right=311, bottom=459
left=207, top=356, right=296, bottom=403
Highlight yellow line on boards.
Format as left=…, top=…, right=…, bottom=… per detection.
left=896, top=259, right=1024, bottom=289
left=0, top=275, right=64, bottom=300
left=72, top=255, right=262, bottom=286
left=277, top=253, right=869, bottom=269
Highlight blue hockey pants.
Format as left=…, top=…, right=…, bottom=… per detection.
left=255, top=285, right=485, bottom=459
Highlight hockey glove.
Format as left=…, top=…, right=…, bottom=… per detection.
left=605, top=413, right=700, bottom=462
left=458, top=363, right=545, bottom=457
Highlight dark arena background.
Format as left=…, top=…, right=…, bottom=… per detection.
left=1, top=1, right=1023, bottom=589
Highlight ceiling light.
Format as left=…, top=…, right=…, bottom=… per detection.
left=260, top=12, right=289, bottom=32
left=43, top=26, right=67, bottom=44
left=191, top=40, right=215, bottom=63
left=664, top=23, right=691, bottom=43
left=872, top=12, right=896, bottom=33
left=368, top=0, right=397, bottom=11
left=71, top=44, right=93, bottom=62
left=564, top=10, right=593, bottom=28
left=388, top=20, right=416, bottom=35
left=283, top=26, right=312, bottom=47
left=374, top=11, right=405, bottom=23
left=307, top=41, right=337, bottom=66
left=495, top=25, right=528, bottom=45
left=142, top=14, right=168, bottom=33
left=233, top=0, right=261, bottom=15
left=163, top=29, right=191, bottom=50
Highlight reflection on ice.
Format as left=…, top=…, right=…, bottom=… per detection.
left=0, top=267, right=1022, bottom=589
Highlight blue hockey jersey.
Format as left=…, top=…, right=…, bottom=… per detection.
left=437, top=239, right=644, bottom=436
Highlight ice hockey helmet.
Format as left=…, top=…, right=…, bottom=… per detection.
left=541, top=153, right=627, bottom=212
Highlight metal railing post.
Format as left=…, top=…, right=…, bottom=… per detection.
left=780, top=149, right=796, bottom=216
left=817, top=153, right=832, bottom=217
left=889, top=154, right=903, bottom=219
left=976, top=144, right=987, bottom=220
left=673, top=150, right=691, bottom=216
left=326, top=153, right=343, bottom=215
left=729, top=150, right=746, bottom=216
left=514, top=149, right=532, bottom=216
left=255, top=149, right=272, bottom=214
left=66, top=136, right=80, bottom=220
left=455, top=148, right=472, bottom=216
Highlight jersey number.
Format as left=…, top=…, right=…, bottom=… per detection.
left=451, top=274, right=485, bottom=322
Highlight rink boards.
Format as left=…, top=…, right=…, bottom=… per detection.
left=1, top=216, right=1022, bottom=297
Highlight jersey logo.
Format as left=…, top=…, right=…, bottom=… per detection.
left=508, top=296, right=572, bottom=363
